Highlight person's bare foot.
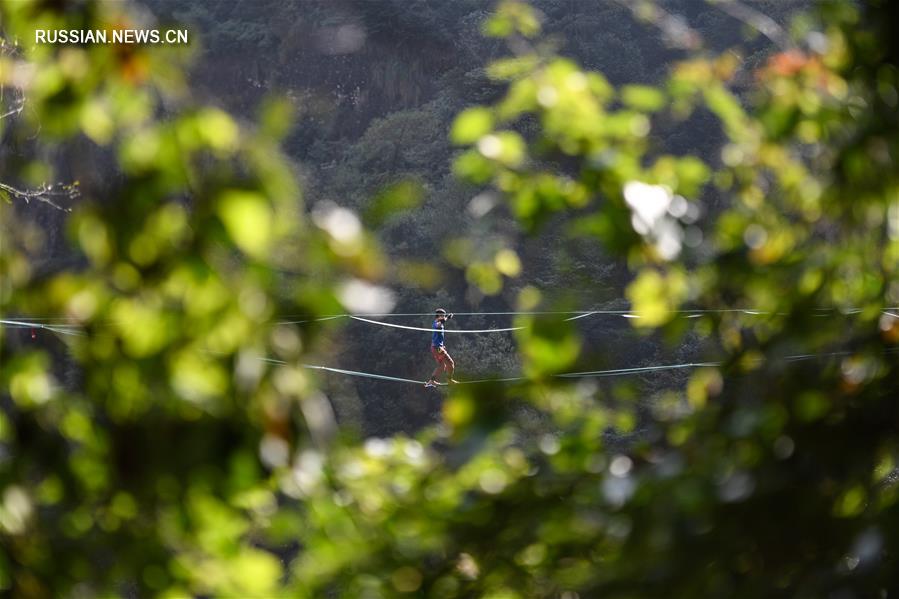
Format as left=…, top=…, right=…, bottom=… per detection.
left=449, top=378, right=460, bottom=384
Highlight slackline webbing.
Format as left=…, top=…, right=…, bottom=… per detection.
left=556, top=362, right=720, bottom=377
left=4, top=307, right=898, bottom=329
left=349, top=315, right=523, bottom=333
left=287, top=307, right=899, bottom=326
left=5, top=319, right=892, bottom=387
left=0, top=319, right=86, bottom=336
left=266, top=350, right=884, bottom=387
left=261, top=357, right=722, bottom=386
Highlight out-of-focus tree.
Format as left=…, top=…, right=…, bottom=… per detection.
left=0, top=37, right=80, bottom=211
left=1, top=1, right=898, bottom=598
left=284, top=1, right=899, bottom=596
left=0, top=0, right=386, bottom=596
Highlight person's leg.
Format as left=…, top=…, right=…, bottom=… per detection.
left=428, top=347, right=442, bottom=383
left=442, top=349, right=457, bottom=383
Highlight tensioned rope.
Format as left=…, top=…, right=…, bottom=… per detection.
left=557, top=362, right=721, bottom=378
left=259, top=356, right=722, bottom=385
left=286, top=307, right=899, bottom=326
left=348, top=315, right=524, bottom=333
left=346, top=309, right=899, bottom=333
left=0, top=319, right=86, bottom=336
left=278, top=310, right=652, bottom=325
left=261, top=348, right=892, bottom=387
left=6, top=318, right=895, bottom=386
left=4, top=309, right=898, bottom=337
left=4, top=308, right=897, bottom=328
left=346, top=308, right=699, bottom=331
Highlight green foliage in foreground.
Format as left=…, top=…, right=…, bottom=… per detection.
left=1, top=0, right=898, bottom=597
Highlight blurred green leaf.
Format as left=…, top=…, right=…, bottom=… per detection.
left=451, top=107, right=494, bottom=145
left=364, top=180, right=425, bottom=226
left=626, top=269, right=687, bottom=327
left=216, top=190, right=272, bottom=258
left=259, top=96, right=295, bottom=141
left=621, top=84, right=666, bottom=112
left=483, top=1, right=541, bottom=38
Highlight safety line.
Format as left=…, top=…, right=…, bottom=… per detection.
left=0, top=317, right=82, bottom=323
left=563, top=311, right=618, bottom=321
left=311, top=307, right=899, bottom=329
left=4, top=307, right=898, bottom=328
left=348, top=315, right=524, bottom=333
left=296, top=362, right=710, bottom=385
left=557, top=362, right=720, bottom=377
left=273, top=310, right=641, bottom=323
left=259, top=356, right=427, bottom=385
left=780, top=350, right=850, bottom=362
left=0, top=319, right=86, bottom=336
left=305, top=364, right=426, bottom=385
left=447, top=376, right=529, bottom=383
left=277, top=315, right=347, bottom=325
left=287, top=307, right=899, bottom=326
left=7, top=320, right=892, bottom=387
left=279, top=306, right=899, bottom=320
left=344, top=311, right=780, bottom=331
left=1, top=318, right=82, bottom=328
left=258, top=355, right=717, bottom=384
left=288, top=346, right=895, bottom=386
left=6, top=309, right=898, bottom=338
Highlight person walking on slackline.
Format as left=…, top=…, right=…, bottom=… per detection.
left=425, top=308, right=458, bottom=388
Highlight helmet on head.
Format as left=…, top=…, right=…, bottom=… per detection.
left=435, top=308, right=447, bottom=316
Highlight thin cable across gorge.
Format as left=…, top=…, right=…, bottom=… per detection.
left=4, top=308, right=897, bottom=387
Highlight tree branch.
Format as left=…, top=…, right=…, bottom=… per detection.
left=0, top=38, right=26, bottom=121
left=1, top=38, right=78, bottom=212
left=612, top=0, right=704, bottom=51
left=708, top=0, right=793, bottom=51
left=0, top=181, right=79, bottom=212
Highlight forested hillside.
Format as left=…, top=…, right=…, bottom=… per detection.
left=136, top=0, right=805, bottom=435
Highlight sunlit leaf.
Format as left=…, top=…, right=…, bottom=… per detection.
left=216, top=190, right=272, bottom=258
left=621, top=84, right=666, bottom=112
left=452, top=107, right=494, bottom=145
